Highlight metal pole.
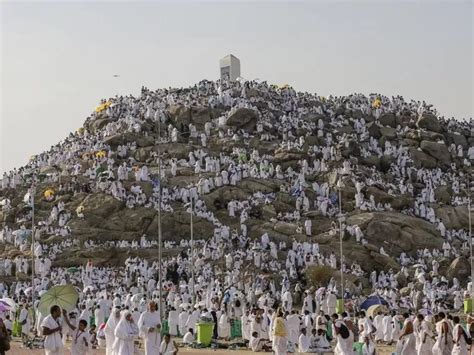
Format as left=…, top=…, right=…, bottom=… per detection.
left=190, top=197, right=195, bottom=305
left=468, top=178, right=472, bottom=300
left=31, top=186, right=35, bottom=305
left=157, top=120, right=163, bottom=321
left=339, top=188, right=344, bottom=300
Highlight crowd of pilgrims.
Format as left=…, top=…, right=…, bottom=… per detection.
left=0, top=78, right=472, bottom=354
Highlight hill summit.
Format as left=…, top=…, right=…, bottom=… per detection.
left=0, top=79, right=472, bottom=287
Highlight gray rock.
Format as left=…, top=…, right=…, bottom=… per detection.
left=380, top=126, right=397, bottom=140
left=367, top=122, right=381, bottom=139
left=225, top=108, right=258, bottom=132
left=417, top=113, right=442, bottom=133
left=409, top=147, right=437, bottom=169
left=446, top=133, right=468, bottom=149
left=446, top=257, right=471, bottom=282
left=420, top=141, right=451, bottom=166
left=435, top=206, right=470, bottom=229
left=379, top=113, right=397, bottom=128
left=347, top=212, right=443, bottom=255
left=435, top=185, right=453, bottom=205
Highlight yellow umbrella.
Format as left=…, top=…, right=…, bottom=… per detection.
left=38, top=285, right=79, bottom=316
left=95, top=101, right=112, bottom=113
left=95, top=150, right=107, bottom=159
left=372, top=98, right=382, bottom=108
left=367, top=304, right=388, bottom=317
left=43, top=189, right=55, bottom=199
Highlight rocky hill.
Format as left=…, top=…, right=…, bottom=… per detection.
left=0, top=80, right=472, bottom=285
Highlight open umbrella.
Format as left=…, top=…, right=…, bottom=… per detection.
left=367, top=304, right=388, bottom=317
left=0, top=298, right=16, bottom=309
left=38, top=285, right=79, bottom=316
left=360, top=296, right=388, bottom=310
left=67, top=267, right=79, bottom=274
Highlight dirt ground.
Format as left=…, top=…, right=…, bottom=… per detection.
left=11, top=339, right=396, bottom=354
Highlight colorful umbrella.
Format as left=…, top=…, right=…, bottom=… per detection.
left=367, top=304, right=388, bottom=317
left=360, top=296, right=388, bottom=310
left=0, top=298, right=16, bottom=309
left=38, top=285, right=79, bottom=316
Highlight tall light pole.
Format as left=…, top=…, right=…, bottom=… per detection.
left=30, top=186, right=35, bottom=304
left=337, top=179, right=345, bottom=302
left=190, top=196, right=195, bottom=305
left=155, top=119, right=163, bottom=321
left=468, top=178, right=472, bottom=301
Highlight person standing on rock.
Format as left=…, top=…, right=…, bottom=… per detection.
left=304, top=219, right=312, bottom=236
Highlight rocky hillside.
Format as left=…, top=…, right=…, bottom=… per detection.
left=0, top=80, right=472, bottom=283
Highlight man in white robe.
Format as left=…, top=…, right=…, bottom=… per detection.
left=178, top=310, right=189, bottom=336
left=241, top=310, right=251, bottom=341
left=41, top=305, right=64, bottom=355
left=167, top=307, right=179, bottom=336
left=218, top=313, right=231, bottom=339
left=138, top=301, right=161, bottom=355
left=298, top=328, right=311, bottom=352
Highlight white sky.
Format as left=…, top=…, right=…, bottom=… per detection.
left=1, top=0, right=472, bottom=173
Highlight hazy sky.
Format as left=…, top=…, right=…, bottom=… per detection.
left=1, top=0, right=472, bottom=173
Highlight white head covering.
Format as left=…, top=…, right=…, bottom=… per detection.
left=114, top=310, right=136, bottom=341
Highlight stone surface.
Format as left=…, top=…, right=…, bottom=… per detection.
left=417, top=113, right=442, bottom=133
left=225, top=108, right=258, bottom=132
left=420, top=141, right=451, bottom=166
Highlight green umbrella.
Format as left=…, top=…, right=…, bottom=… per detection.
left=66, top=267, right=79, bottom=273
left=38, top=285, right=79, bottom=316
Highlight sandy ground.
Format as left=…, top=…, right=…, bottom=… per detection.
left=11, top=339, right=396, bottom=354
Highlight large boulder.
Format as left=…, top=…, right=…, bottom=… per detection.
left=446, top=133, right=468, bottom=149
left=78, top=193, right=124, bottom=218
left=225, top=108, right=258, bottom=132
left=435, top=206, right=470, bottom=229
left=347, top=212, right=443, bottom=255
left=408, top=148, right=437, bottom=169
left=420, top=141, right=451, bottom=166
left=274, top=221, right=297, bottom=235
left=446, top=257, right=471, bottom=282
left=379, top=113, right=397, bottom=128
left=91, top=117, right=111, bottom=131
left=366, top=122, right=381, bottom=139
left=417, top=113, right=442, bottom=133
left=435, top=185, right=453, bottom=205
left=380, top=126, right=397, bottom=140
